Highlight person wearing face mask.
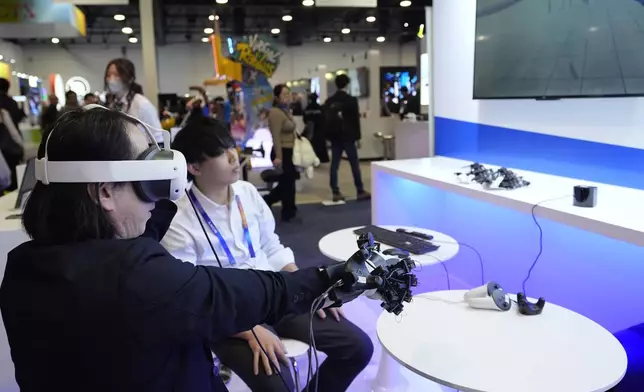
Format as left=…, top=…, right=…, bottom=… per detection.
left=162, top=116, right=373, bottom=392
left=104, top=58, right=164, bottom=143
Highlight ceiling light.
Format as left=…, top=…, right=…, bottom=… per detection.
left=323, top=37, right=332, bottom=43
left=114, top=14, right=125, bottom=21
left=271, top=28, right=280, bottom=34
left=282, top=15, right=293, bottom=22
left=9, top=59, right=15, bottom=64
left=400, top=0, right=412, bottom=6
left=0, top=56, right=3, bottom=60
left=376, top=36, right=385, bottom=42
left=366, top=16, right=376, bottom=23
left=51, top=37, right=60, bottom=44
left=204, top=27, right=214, bottom=34
left=129, top=37, right=138, bottom=43
left=341, top=28, right=350, bottom=34
left=122, top=27, right=133, bottom=34
left=215, top=0, right=228, bottom=4
left=404, top=22, right=409, bottom=27
left=302, top=0, right=315, bottom=5
left=208, top=14, right=215, bottom=21
left=202, top=37, right=210, bottom=43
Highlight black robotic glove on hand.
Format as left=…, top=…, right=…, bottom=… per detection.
left=321, top=233, right=418, bottom=315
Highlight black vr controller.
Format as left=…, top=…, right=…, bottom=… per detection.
left=455, top=163, right=530, bottom=190
left=517, top=292, right=546, bottom=316
left=324, top=233, right=418, bottom=315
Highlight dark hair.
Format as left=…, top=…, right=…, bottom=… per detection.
left=213, top=96, right=225, bottom=103
left=273, top=84, right=289, bottom=107
left=401, top=86, right=409, bottom=94
left=104, top=58, right=144, bottom=113
left=0, top=78, right=9, bottom=94
left=171, top=116, right=235, bottom=181
left=65, top=90, right=77, bottom=99
left=335, top=74, right=350, bottom=90
left=22, top=109, right=138, bottom=245
left=84, top=93, right=96, bottom=101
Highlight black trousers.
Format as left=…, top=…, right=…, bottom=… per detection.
left=3, top=151, right=21, bottom=192
left=329, top=140, right=364, bottom=195
left=211, top=310, right=373, bottom=392
left=265, top=147, right=297, bottom=221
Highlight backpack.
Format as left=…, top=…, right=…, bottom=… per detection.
left=323, top=100, right=345, bottom=139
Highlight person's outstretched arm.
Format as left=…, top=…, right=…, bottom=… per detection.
left=122, top=238, right=333, bottom=345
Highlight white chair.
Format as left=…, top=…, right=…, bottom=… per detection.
left=215, top=338, right=311, bottom=392
left=280, top=338, right=310, bottom=392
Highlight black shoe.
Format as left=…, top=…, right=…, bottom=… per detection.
left=332, top=192, right=346, bottom=202
left=357, top=191, right=371, bottom=201
left=281, top=216, right=302, bottom=224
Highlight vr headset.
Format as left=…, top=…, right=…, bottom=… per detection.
left=34, top=104, right=187, bottom=202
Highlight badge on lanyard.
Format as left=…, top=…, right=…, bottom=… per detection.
left=188, top=189, right=256, bottom=266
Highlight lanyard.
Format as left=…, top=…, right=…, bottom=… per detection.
left=187, top=189, right=256, bottom=265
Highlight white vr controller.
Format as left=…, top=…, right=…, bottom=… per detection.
left=464, top=282, right=512, bottom=311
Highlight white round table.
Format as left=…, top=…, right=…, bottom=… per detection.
left=317, top=225, right=460, bottom=266
left=318, top=226, right=460, bottom=392
left=378, top=290, right=627, bottom=392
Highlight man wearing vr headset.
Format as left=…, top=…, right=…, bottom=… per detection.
left=162, top=117, right=373, bottom=392
left=0, top=107, right=371, bottom=392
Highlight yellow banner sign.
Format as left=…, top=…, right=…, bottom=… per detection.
left=231, top=35, right=281, bottom=78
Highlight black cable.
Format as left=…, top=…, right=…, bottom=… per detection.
left=422, top=254, right=451, bottom=290
left=522, top=195, right=570, bottom=296
left=429, top=240, right=485, bottom=286
left=186, top=189, right=290, bottom=390
left=185, top=189, right=223, bottom=269
left=250, top=328, right=291, bottom=391
left=305, top=282, right=341, bottom=392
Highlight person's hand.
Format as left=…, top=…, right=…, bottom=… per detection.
left=317, top=307, right=344, bottom=321
left=246, top=326, right=288, bottom=376
left=272, top=158, right=282, bottom=168
left=356, top=140, right=361, bottom=149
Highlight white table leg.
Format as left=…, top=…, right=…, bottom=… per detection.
left=372, top=350, right=452, bottom=392
left=371, top=349, right=407, bottom=392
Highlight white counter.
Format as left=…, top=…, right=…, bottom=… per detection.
left=373, top=157, right=644, bottom=246
left=371, top=157, right=644, bottom=333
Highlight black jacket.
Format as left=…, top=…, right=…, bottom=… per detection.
left=323, top=90, right=361, bottom=142
left=0, top=200, right=330, bottom=392
left=0, top=94, right=25, bottom=128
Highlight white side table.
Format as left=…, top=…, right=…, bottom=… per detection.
left=318, top=225, right=459, bottom=267
left=378, top=290, right=627, bottom=392
left=318, top=225, right=460, bottom=392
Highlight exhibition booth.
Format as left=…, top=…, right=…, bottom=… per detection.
left=2, top=0, right=643, bottom=390
left=291, top=49, right=424, bottom=160
left=366, top=1, right=641, bottom=391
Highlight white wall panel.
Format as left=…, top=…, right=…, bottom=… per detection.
left=433, top=0, right=644, bottom=149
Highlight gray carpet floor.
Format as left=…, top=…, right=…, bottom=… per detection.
left=273, top=200, right=371, bottom=269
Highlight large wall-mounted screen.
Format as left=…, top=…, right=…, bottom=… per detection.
left=474, top=0, right=644, bottom=99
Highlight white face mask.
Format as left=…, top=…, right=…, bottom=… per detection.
left=107, top=79, right=124, bottom=94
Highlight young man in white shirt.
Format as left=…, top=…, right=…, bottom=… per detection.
left=161, top=117, right=373, bottom=392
